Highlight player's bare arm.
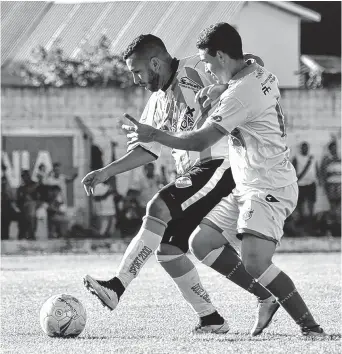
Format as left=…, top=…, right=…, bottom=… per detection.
left=81, top=146, right=156, bottom=196
left=123, top=113, right=224, bottom=152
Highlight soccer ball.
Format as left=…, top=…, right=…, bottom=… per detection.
left=40, top=294, right=87, bottom=338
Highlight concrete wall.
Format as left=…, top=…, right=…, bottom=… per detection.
left=237, top=2, right=301, bottom=88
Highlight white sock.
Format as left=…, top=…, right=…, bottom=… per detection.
left=116, top=216, right=167, bottom=288
left=172, top=266, right=216, bottom=317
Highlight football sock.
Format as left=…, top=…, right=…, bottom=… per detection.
left=159, top=255, right=216, bottom=317
left=116, top=215, right=167, bottom=288
left=202, top=245, right=272, bottom=300
left=258, top=264, right=319, bottom=329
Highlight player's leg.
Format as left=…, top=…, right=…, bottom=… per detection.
left=84, top=192, right=171, bottom=310
left=241, top=234, right=325, bottom=337
left=189, top=200, right=279, bottom=336
left=83, top=159, right=227, bottom=311
left=237, top=184, right=326, bottom=337
left=153, top=160, right=234, bottom=333
left=156, top=218, right=228, bottom=334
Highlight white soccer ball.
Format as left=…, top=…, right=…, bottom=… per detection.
left=39, top=294, right=87, bottom=338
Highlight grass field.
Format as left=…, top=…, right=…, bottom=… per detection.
left=1, top=253, right=341, bottom=354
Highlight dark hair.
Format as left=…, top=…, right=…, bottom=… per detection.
left=196, top=22, right=243, bottom=59
left=123, top=34, right=167, bottom=60
left=53, top=162, right=61, bottom=168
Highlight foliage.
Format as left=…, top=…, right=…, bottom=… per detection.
left=17, top=35, right=134, bottom=88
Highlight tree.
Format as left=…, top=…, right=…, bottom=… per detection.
left=18, top=35, right=134, bottom=88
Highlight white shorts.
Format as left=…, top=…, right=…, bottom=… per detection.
left=203, top=183, right=299, bottom=248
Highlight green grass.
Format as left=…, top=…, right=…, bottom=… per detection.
left=1, top=253, right=341, bottom=354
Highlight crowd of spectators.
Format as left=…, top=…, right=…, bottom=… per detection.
left=1, top=162, right=77, bottom=240
left=1, top=138, right=340, bottom=240
left=287, top=138, right=341, bottom=237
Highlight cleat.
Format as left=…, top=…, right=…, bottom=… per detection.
left=83, top=275, right=120, bottom=311
left=193, top=311, right=230, bottom=334
left=193, top=320, right=230, bottom=334
left=301, top=326, right=329, bottom=339
left=251, top=296, right=280, bottom=336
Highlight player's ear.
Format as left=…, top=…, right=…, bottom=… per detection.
left=216, top=50, right=225, bottom=64
left=150, top=57, right=160, bottom=73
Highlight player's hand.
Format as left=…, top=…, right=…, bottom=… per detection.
left=81, top=169, right=107, bottom=196
left=122, top=113, right=157, bottom=145
left=195, top=84, right=228, bottom=108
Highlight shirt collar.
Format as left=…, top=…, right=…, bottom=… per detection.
left=230, top=60, right=258, bottom=82
left=161, top=57, right=179, bottom=92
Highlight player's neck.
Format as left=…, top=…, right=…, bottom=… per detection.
left=159, top=56, right=176, bottom=90
left=230, top=59, right=248, bottom=79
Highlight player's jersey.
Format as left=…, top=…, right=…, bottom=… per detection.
left=207, top=62, right=297, bottom=190
left=127, top=56, right=229, bottom=175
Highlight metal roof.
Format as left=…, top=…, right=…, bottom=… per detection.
left=1, top=1, right=244, bottom=67
left=1, top=1, right=322, bottom=72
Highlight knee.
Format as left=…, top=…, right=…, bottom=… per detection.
left=189, top=228, right=208, bottom=260
left=146, top=194, right=171, bottom=222
left=242, top=252, right=272, bottom=279
left=189, top=224, right=225, bottom=262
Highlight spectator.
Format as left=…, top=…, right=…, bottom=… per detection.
left=116, top=189, right=144, bottom=238
left=320, top=140, right=341, bottom=231
left=92, top=180, right=115, bottom=236
left=35, top=163, right=49, bottom=204
left=131, top=162, right=162, bottom=208
left=17, top=170, right=38, bottom=240
left=46, top=162, right=78, bottom=204
left=292, top=142, right=320, bottom=225
left=1, top=163, right=19, bottom=240
left=36, top=163, right=48, bottom=184
left=47, top=185, right=69, bottom=238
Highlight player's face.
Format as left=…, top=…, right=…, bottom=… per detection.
left=199, top=49, right=223, bottom=84
left=126, top=56, right=160, bottom=92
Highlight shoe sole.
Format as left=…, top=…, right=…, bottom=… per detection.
left=83, top=275, right=116, bottom=311
left=193, top=322, right=230, bottom=334
left=251, top=302, right=280, bottom=336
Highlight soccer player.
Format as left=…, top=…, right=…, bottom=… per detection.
left=123, top=24, right=326, bottom=337
left=82, top=34, right=279, bottom=334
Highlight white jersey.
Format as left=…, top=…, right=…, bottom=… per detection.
left=207, top=62, right=297, bottom=190
left=127, top=56, right=229, bottom=174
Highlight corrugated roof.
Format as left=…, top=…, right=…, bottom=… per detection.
left=1, top=1, right=52, bottom=66
left=2, top=1, right=244, bottom=68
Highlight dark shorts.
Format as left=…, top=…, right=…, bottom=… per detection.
left=158, top=159, right=235, bottom=253
left=298, top=183, right=316, bottom=204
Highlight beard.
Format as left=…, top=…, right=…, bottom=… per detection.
left=146, top=68, right=160, bottom=92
